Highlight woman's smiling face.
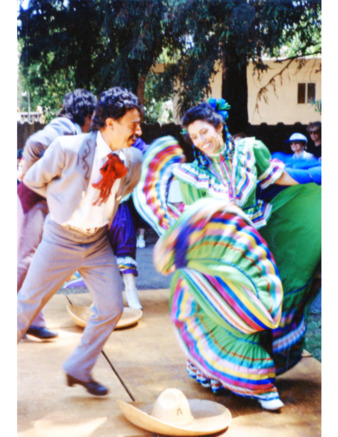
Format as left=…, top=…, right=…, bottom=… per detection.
left=188, top=120, right=223, bottom=156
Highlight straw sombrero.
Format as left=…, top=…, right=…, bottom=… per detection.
left=118, top=388, right=231, bottom=436
left=66, top=304, right=142, bottom=330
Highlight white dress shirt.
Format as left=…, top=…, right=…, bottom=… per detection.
left=60, top=131, right=125, bottom=231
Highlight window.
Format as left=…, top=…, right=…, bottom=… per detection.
left=297, top=83, right=316, bottom=104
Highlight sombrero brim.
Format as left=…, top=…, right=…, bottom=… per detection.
left=118, top=399, right=231, bottom=436
left=66, top=304, right=142, bottom=330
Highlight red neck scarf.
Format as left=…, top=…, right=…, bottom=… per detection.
left=92, top=153, right=127, bottom=206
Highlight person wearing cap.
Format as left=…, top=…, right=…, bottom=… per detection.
left=17, top=87, right=143, bottom=396
left=286, top=132, right=314, bottom=159
left=17, top=89, right=97, bottom=340
left=270, top=132, right=321, bottom=186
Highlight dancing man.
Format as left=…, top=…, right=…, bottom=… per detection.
left=17, top=87, right=143, bottom=396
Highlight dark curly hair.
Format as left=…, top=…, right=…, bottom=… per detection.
left=181, top=102, right=224, bottom=130
left=90, top=87, right=144, bottom=131
left=58, top=89, right=97, bottom=127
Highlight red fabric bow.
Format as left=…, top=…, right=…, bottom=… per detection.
left=92, top=153, right=127, bottom=206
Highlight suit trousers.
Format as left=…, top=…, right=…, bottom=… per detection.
left=17, top=214, right=124, bottom=382
left=17, top=192, right=49, bottom=327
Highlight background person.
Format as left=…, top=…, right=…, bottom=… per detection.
left=306, top=121, right=321, bottom=158
left=107, top=137, right=149, bottom=310
left=269, top=132, right=321, bottom=188
left=286, top=132, right=313, bottom=159
left=17, top=89, right=97, bottom=339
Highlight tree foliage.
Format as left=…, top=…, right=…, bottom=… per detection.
left=18, top=0, right=321, bottom=126
left=18, top=0, right=169, bottom=119
left=159, top=0, right=321, bottom=130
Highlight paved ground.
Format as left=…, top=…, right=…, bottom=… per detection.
left=17, top=238, right=322, bottom=437
left=18, top=291, right=322, bottom=437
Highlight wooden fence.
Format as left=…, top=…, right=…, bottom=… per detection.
left=18, top=121, right=310, bottom=157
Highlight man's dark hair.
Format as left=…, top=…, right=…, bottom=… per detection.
left=58, top=89, right=97, bottom=127
left=90, top=87, right=143, bottom=131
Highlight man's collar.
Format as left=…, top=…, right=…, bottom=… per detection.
left=96, top=131, right=114, bottom=159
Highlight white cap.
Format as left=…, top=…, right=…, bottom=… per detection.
left=287, top=132, right=308, bottom=143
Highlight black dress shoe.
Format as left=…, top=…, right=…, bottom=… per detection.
left=66, top=373, right=109, bottom=396
left=26, top=326, right=59, bottom=339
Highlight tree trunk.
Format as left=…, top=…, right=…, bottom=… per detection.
left=137, top=74, right=146, bottom=106
left=221, top=48, right=249, bottom=134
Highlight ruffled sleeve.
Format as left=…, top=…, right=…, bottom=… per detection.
left=253, top=140, right=285, bottom=189
left=132, top=136, right=186, bottom=236
left=154, top=197, right=283, bottom=333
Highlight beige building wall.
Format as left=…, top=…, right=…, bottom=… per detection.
left=155, top=57, right=321, bottom=125
left=170, top=61, right=223, bottom=123
left=207, top=60, right=223, bottom=100
left=247, top=57, right=321, bottom=125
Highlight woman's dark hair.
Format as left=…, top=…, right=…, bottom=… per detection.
left=90, top=87, right=144, bottom=131
left=181, top=102, right=224, bottom=130
left=59, top=89, right=97, bottom=127
left=181, top=102, right=227, bottom=165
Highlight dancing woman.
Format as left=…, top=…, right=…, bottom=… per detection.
left=133, top=99, right=321, bottom=410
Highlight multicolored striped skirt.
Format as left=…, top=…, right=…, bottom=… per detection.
left=154, top=199, right=284, bottom=402
left=135, top=136, right=321, bottom=401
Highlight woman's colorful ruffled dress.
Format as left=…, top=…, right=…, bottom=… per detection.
left=133, top=135, right=321, bottom=403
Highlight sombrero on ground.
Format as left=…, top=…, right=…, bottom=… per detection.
left=67, top=304, right=142, bottom=330
left=118, top=387, right=231, bottom=436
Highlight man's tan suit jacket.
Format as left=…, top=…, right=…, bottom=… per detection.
left=23, top=131, right=143, bottom=226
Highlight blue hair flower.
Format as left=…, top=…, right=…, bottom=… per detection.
left=218, top=110, right=229, bottom=121
left=208, top=98, right=231, bottom=123
left=208, top=98, right=217, bottom=111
